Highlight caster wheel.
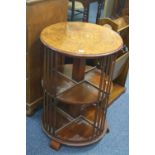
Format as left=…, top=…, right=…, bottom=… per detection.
left=106, top=128, right=110, bottom=134
left=50, top=140, right=61, bottom=150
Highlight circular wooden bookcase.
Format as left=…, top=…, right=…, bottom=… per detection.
left=40, top=22, right=123, bottom=149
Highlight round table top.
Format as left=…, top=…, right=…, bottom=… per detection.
left=40, top=22, right=123, bottom=58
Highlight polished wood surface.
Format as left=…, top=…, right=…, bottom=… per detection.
left=40, top=22, right=123, bottom=57
left=26, top=0, right=68, bottom=115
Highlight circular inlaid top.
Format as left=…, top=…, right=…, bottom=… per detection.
left=40, top=22, right=123, bottom=57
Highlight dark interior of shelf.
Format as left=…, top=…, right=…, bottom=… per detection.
left=57, top=102, right=84, bottom=118
left=45, top=71, right=76, bottom=95
left=58, top=64, right=95, bottom=78
left=85, top=68, right=101, bottom=88
left=44, top=102, right=100, bottom=134
left=57, top=81, right=99, bottom=105
left=57, top=102, right=105, bottom=123
left=44, top=104, right=70, bottom=131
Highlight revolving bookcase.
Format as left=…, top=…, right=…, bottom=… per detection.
left=40, top=22, right=127, bottom=150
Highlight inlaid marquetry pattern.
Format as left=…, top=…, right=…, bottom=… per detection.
left=40, top=22, right=123, bottom=57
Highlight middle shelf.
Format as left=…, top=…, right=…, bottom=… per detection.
left=45, top=64, right=125, bottom=106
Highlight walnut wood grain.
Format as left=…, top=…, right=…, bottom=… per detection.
left=40, top=22, right=123, bottom=58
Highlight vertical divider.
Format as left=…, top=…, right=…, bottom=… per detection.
left=43, top=47, right=47, bottom=128
left=53, top=51, right=59, bottom=136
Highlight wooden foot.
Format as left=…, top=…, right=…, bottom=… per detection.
left=50, top=140, right=61, bottom=150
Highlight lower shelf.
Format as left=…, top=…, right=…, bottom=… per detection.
left=56, top=116, right=96, bottom=142
left=42, top=114, right=108, bottom=146
left=43, top=102, right=108, bottom=146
